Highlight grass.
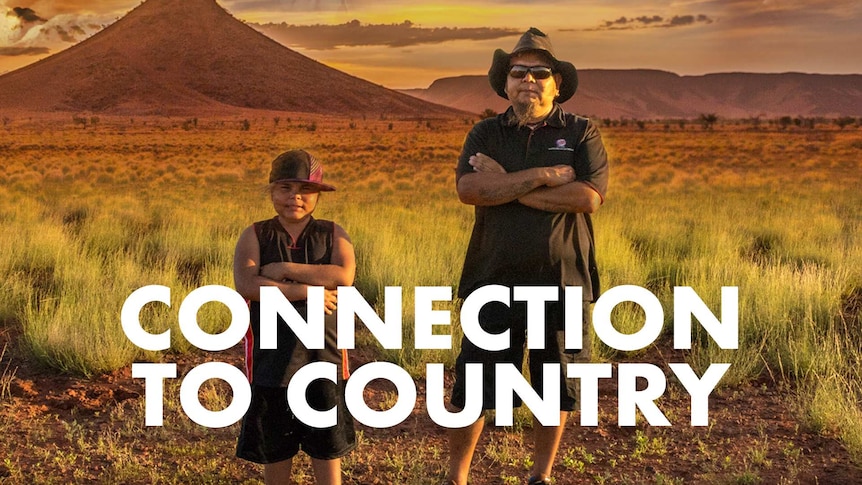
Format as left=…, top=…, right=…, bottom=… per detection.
left=0, top=343, right=15, bottom=400
left=0, top=378, right=261, bottom=484
left=0, top=115, right=861, bottom=481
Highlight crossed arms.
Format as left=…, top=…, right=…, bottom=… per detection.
left=457, top=153, right=602, bottom=213
left=233, top=224, right=355, bottom=313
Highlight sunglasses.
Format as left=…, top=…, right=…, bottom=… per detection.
left=508, top=65, right=554, bottom=80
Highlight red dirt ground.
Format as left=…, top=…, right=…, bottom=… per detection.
left=2, top=324, right=861, bottom=484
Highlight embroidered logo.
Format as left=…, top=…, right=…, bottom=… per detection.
left=548, top=138, right=574, bottom=152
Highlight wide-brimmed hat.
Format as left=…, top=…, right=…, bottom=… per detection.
left=488, top=27, right=578, bottom=103
left=269, top=149, right=335, bottom=191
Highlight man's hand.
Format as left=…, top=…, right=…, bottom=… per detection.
left=469, top=153, right=507, bottom=173
left=470, top=152, right=573, bottom=187
left=541, top=165, right=575, bottom=187
left=459, top=153, right=579, bottom=207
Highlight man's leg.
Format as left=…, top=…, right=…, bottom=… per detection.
left=263, top=459, right=293, bottom=484
left=527, top=299, right=587, bottom=482
left=447, top=300, right=518, bottom=484
left=311, top=457, right=342, bottom=485
left=530, top=411, right=568, bottom=481
left=446, top=417, right=485, bottom=485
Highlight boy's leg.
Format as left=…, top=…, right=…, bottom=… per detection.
left=311, top=457, right=342, bottom=485
left=445, top=417, right=485, bottom=485
left=530, top=411, right=568, bottom=481
left=263, top=458, right=293, bottom=484
left=302, top=372, right=355, bottom=485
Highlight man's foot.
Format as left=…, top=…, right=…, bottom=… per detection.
left=527, top=476, right=551, bottom=485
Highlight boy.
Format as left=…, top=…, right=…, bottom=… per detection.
left=234, top=149, right=355, bottom=484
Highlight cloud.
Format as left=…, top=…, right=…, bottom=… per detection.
left=577, top=13, right=714, bottom=31
left=12, top=6, right=46, bottom=23
left=251, top=19, right=520, bottom=50
left=0, top=45, right=49, bottom=55
left=1, top=6, right=109, bottom=58
left=225, top=0, right=365, bottom=13
left=668, top=15, right=697, bottom=27
left=635, top=15, right=663, bottom=25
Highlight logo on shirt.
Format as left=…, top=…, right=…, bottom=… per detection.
left=548, top=138, right=574, bottom=152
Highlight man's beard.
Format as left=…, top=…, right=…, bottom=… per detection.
left=511, top=98, right=549, bottom=127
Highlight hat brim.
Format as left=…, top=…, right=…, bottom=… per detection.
left=270, top=178, right=336, bottom=192
left=488, top=49, right=578, bottom=103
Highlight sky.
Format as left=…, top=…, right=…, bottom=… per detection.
left=1, top=0, right=861, bottom=89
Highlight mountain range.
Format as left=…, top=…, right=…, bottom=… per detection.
left=0, top=0, right=859, bottom=119
left=401, top=70, right=862, bottom=119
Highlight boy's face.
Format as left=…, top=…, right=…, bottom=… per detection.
left=271, top=181, right=320, bottom=223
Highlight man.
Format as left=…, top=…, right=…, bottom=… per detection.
left=447, top=28, right=609, bottom=485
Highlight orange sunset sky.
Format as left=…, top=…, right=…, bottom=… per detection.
left=2, top=0, right=861, bottom=89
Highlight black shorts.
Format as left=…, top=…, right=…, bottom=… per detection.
left=450, top=297, right=592, bottom=412
left=236, top=382, right=356, bottom=463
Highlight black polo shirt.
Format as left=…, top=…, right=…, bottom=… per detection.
left=455, top=104, right=609, bottom=301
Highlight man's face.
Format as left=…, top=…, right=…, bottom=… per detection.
left=505, top=51, right=562, bottom=122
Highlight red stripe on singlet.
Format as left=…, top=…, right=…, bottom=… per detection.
left=243, top=300, right=253, bottom=383
left=341, top=349, right=350, bottom=380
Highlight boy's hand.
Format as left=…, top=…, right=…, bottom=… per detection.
left=324, top=288, right=338, bottom=315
